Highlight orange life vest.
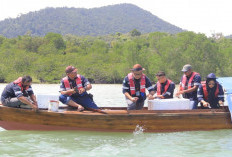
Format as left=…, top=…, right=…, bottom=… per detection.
left=63, top=75, right=83, bottom=96
left=128, top=73, right=146, bottom=95
left=13, top=77, right=29, bottom=92
left=157, top=79, right=172, bottom=95
left=202, top=82, right=219, bottom=100
left=180, top=72, right=199, bottom=91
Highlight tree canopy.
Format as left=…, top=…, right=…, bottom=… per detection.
left=0, top=31, right=231, bottom=84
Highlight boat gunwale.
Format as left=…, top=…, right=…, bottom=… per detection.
left=0, top=105, right=230, bottom=116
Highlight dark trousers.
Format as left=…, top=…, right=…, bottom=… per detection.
left=59, top=94, right=99, bottom=109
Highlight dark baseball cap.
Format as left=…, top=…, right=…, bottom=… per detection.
left=181, top=64, right=192, bottom=72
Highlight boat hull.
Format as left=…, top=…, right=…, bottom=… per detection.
left=0, top=106, right=231, bottom=132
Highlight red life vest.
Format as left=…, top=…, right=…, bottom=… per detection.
left=63, top=75, right=83, bottom=96
left=128, top=73, right=146, bottom=95
left=202, top=82, right=219, bottom=100
left=157, top=79, right=172, bottom=95
left=180, top=72, right=199, bottom=91
left=13, top=77, right=29, bottom=91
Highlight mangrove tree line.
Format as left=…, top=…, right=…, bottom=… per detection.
left=0, top=31, right=231, bottom=84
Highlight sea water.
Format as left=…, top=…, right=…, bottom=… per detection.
left=0, top=84, right=232, bottom=156
left=0, top=129, right=232, bottom=157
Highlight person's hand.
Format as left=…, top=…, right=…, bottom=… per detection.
left=175, top=92, right=181, bottom=97
left=219, top=100, right=224, bottom=106
left=74, top=87, right=78, bottom=92
left=176, top=91, right=184, bottom=97
left=131, top=97, right=139, bottom=102
left=203, top=102, right=209, bottom=107
left=147, top=94, right=155, bottom=100
left=32, top=104, right=38, bottom=111
left=68, top=88, right=76, bottom=94
left=77, top=105, right=84, bottom=112
left=156, top=95, right=164, bottom=99
left=78, top=88, right=86, bottom=94
left=33, top=101, right=38, bottom=107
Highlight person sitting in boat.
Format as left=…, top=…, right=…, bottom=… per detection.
left=175, top=64, right=201, bottom=109
left=59, top=66, right=101, bottom=112
left=197, top=73, right=224, bottom=109
left=122, top=64, right=155, bottom=110
left=1, top=76, right=38, bottom=110
left=150, top=71, right=175, bottom=99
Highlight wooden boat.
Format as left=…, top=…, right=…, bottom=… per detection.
left=0, top=104, right=231, bottom=132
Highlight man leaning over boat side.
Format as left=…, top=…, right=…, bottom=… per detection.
left=122, top=64, right=155, bottom=110
left=1, top=76, right=38, bottom=110
left=59, top=66, right=102, bottom=112
left=175, top=64, right=201, bottom=109
left=150, top=71, right=175, bottom=99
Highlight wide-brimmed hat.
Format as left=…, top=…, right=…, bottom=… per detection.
left=130, top=64, right=145, bottom=71
left=65, top=66, right=77, bottom=73
left=181, top=64, right=192, bottom=72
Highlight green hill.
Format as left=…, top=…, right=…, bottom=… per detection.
left=0, top=3, right=183, bottom=38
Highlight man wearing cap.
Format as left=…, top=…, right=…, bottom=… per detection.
left=151, top=71, right=175, bottom=99
left=122, top=64, right=155, bottom=110
left=1, top=75, right=38, bottom=110
left=197, top=73, right=224, bottom=109
left=176, top=64, right=201, bottom=109
left=59, top=66, right=100, bottom=112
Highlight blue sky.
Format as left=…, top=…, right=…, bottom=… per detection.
left=1, top=0, right=232, bottom=36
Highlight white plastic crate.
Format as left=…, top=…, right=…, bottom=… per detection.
left=36, top=94, right=59, bottom=109
left=148, top=98, right=193, bottom=110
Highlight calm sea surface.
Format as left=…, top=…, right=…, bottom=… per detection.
left=0, top=84, right=232, bottom=157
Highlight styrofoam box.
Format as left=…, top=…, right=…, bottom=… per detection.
left=36, top=94, right=59, bottom=109
left=148, top=98, right=193, bottom=110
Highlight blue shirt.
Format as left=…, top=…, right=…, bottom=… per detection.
left=154, top=80, right=175, bottom=99
left=1, top=82, right=34, bottom=102
left=60, top=75, right=90, bottom=97
left=180, top=72, right=201, bottom=100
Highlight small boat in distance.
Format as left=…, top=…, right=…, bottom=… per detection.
left=0, top=105, right=231, bottom=132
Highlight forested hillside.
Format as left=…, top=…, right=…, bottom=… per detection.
left=0, top=3, right=183, bottom=38
left=0, top=31, right=231, bottom=84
